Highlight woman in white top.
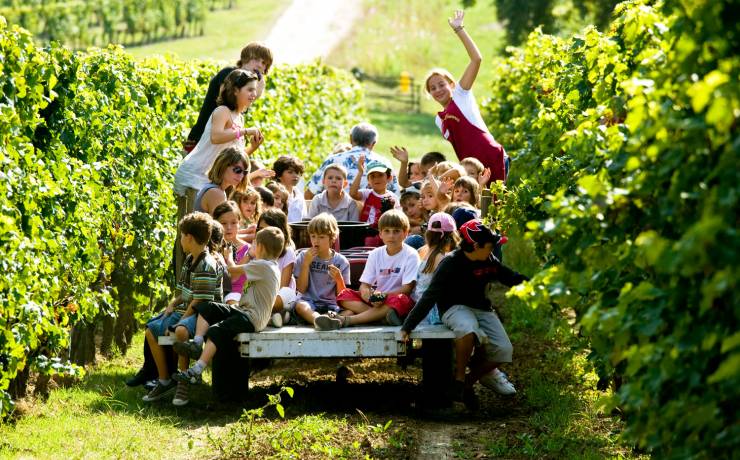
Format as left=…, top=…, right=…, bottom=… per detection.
left=174, top=69, right=264, bottom=200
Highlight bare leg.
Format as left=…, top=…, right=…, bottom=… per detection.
left=454, top=333, right=476, bottom=382
left=339, top=300, right=370, bottom=314
left=194, top=315, right=209, bottom=338
left=145, top=328, right=169, bottom=380
left=197, top=340, right=218, bottom=367
left=272, top=296, right=284, bottom=312
left=343, top=305, right=390, bottom=326
left=295, top=301, right=320, bottom=325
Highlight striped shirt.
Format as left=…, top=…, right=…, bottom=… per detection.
left=176, top=250, right=224, bottom=313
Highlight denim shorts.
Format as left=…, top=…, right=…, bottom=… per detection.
left=169, top=313, right=197, bottom=337
left=146, top=311, right=183, bottom=337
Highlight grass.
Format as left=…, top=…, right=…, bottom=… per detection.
left=125, top=0, right=291, bottom=63
left=328, top=0, right=506, bottom=169
left=326, top=0, right=506, bottom=106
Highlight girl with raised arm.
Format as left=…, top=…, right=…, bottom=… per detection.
left=426, top=10, right=507, bottom=185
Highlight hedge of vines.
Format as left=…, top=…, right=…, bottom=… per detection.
left=0, top=15, right=363, bottom=418
left=483, top=0, right=737, bottom=456
left=0, top=0, right=233, bottom=49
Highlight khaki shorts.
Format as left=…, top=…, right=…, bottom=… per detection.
left=442, top=305, right=513, bottom=363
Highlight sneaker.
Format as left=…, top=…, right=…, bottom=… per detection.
left=173, top=339, right=202, bottom=360
left=282, top=310, right=292, bottom=325
left=142, top=380, right=177, bottom=402
left=125, top=368, right=150, bottom=387
left=173, top=367, right=203, bottom=385
left=480, top=368, right=517, bottom=395
left=143, top=379, right=158, bottom=391
left=450, top=379, right=465, bottom=403
left=270, top=312, right=283, bottom=328
left=172, top=381, right=189, bottom=406
left=463, top=386, right=480, bottom=411
left=314, top=313, right=343, bottom=331
left=385, top=309, right=402, bottom=326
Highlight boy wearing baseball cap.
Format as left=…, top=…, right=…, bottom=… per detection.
left=401, top=220, right=529, bottom=409
left=350, top=154, right=398, bottom=245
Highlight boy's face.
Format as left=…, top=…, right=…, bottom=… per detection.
left=419, top=161, right=437, bottom=178
left=463, top=164, right=480, bottom=179
left=323, top=169, right=346, bottom=195
left=401, top=196, right=422, bottom=219
left=367, top=171, right=389, bottom=193
left=180, top=233, right=194, bottom=254
left=380, top=227, right=408, bottom=249
left=279, top=168, right=300, bottom=187
left=243, top=58, right=267, bottom=75
left=469, top=242, right=494, bottom=261
left=453, top=186, right=472, bottom=204
left=309, top=233, right=333, bottom=254
left=409, top=163, right=424, bottom=182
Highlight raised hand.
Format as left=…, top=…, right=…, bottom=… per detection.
left=448, top=10, right=464, bottom=30
left=357, top=154, right=366, bottom=173
left=439, top=176, right=454, bottom=195
left=390, top=146, right=409, bottom=163
left=253, top=168, right=275, bottom=179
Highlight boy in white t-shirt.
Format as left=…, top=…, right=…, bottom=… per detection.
left=318, top=210, right=419, bottom=328
left=349, top=155, right=398, bottom=246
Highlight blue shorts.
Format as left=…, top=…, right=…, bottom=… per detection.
left=298, top=298, right=340, bottom=314
left=146, top=311, right=183, bottom=337
left=170, top=314, right=197, bottom=337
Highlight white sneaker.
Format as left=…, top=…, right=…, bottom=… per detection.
left=270, top=312, right=283, bottom=328
left=480, top=368, right=516, bottom=395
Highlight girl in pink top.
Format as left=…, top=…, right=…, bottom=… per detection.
left=425, top=10, right=506, bottom=185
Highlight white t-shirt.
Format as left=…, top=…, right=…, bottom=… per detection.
left=360, top=244, right=420, bottom=293
left=434, top=83, right=491, bottom=137
left=277, top=246, right=297, bottom=290
left=287, top=187, right=306, bottom=223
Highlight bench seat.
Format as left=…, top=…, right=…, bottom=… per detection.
left=158, top=324, right=454, bottom=358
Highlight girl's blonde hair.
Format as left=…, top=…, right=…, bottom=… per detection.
left=424, top=68, right=455, bottom=93
left=430, top=161, right=466, bottom=180
left=208, top=147, right=249, bottom=193
left=453, top=176, right=480, bottom=208
left=231, top=186, right=262, bottom=223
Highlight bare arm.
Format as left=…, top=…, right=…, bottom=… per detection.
left=200, top=188, right=227, bottom=216
left=450, top=11, right=482, bottom=91
left=391, top=146, right=410, bottom=188
left=210, top=106, right=241, bottom=144
left=349, top=154, right=366, bottom=200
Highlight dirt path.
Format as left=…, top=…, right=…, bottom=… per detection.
left=264, top=0, right=363, bottom=65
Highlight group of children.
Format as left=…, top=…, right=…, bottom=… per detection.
left=134, top=142, right=526, bottom=411
left=134, top=8, right=529, bottom=410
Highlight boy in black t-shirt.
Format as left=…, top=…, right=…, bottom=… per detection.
left=401, top=220, right=529, bottom=409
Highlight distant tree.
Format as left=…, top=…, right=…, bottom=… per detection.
left=462, top=0, right=623, bottom=45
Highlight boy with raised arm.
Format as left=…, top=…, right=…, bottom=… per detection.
left=401, top=220, right=529, bottom=409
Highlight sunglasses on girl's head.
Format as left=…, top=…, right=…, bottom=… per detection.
left=231, top=166, right=247, bottom=176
